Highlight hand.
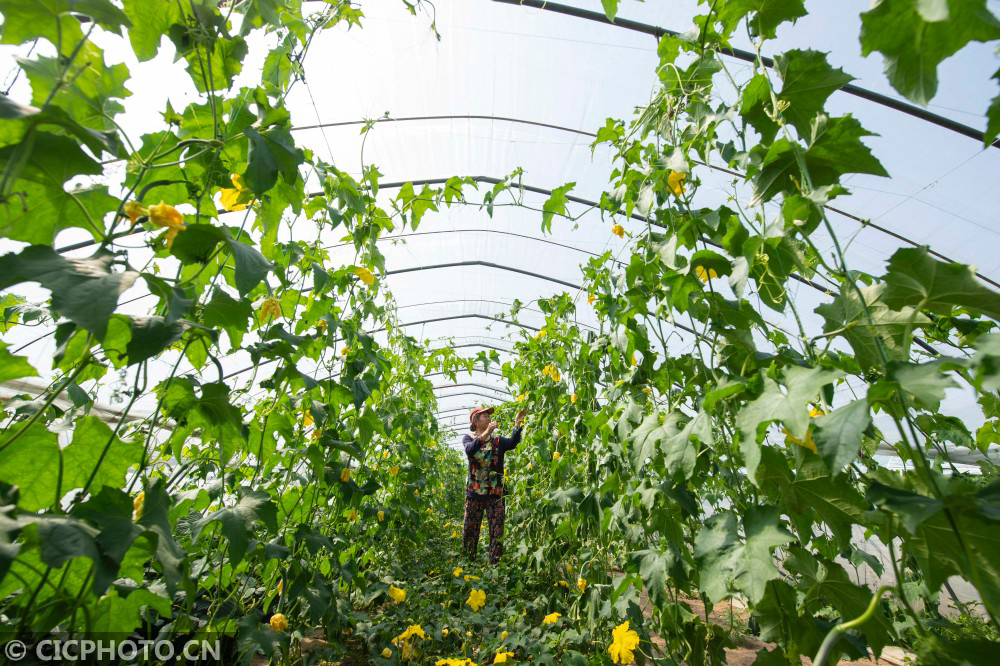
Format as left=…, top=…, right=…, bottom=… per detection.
left=486, top=421, right=499, bottom=435
left=515, top=408, right=527, bottom=427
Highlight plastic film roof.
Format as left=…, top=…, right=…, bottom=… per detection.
left=2, top=0, right=999, bottom=460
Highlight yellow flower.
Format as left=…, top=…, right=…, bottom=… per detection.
left=340, top=468, right=351, bottom=483
left=501, top=630, right=509, bottom=640
left=571, top=393, right=577, bottom=404
left=388, top=585, right=406, bottom=603
left=783, top=427, right=817, bottom=454
left=535, top=329, right=546, bottom=340
left=557, top=580, right=569, bottom=588
left=667, top=170, right=686, bottom=197
left=123, top=200, right=147, bottom=224
left=577, top=578, right=586, bottom=594
left=269, top=613, right=288, bottom=632
left=354, top=266, right=376, bottom=286
left=642, top=387, right=652, bottom=395
left=436, top=660, right=476, bottom=666
left=809, top=406, right=825, bottom=418
left=389, top=466, right=399, bottom=476
left=609, top=620, right=639, bottom=664
left=587, top=293, right=595, bottom=305
left=611, top=224, right=624, bottom=238
left=132, top=491, right=144, bottom=521
left=466, top=588, right=486, bottom=612
left=378, top=510, right=385, bottom=522
left=454, top=567, right=463, bottom=577
left=347, top=509, right=358, bottom=523
left=526, top=463, right=532, bottom=470
left=494, top=651, right=515, bottom=664
left=542, top=612, right=561, bottom=625
left=382, top=647, right=392, bottom=658
left=442, top=627, right=449, bottom=638
left=303, top=410, right=314, bottom=427
left=260, top=297, right=282, bottom=320
left=148, top=201, right=184, bottom=229
left=394, top=624, right=426, bottom=642
left=695, top=266, right=719, bottom=283
left=219, top=174, right=250, bottom=211
left=340, top=346, right=349, bottom=356
left=631, top=353, right=638, bottom=367
left=552, top=452, right=561, bottom=461
left=464, top=574, right=480, bottom=581
left=276, top=580, right=283, bottom=595
left=316, top=319, right=327, bottom=332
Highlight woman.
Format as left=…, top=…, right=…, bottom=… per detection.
left=462, top=405, right=527, bottom=564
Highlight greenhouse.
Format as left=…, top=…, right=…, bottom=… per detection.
left=1, top=0, right=999, bottom=664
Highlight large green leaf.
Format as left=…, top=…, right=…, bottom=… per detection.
left=694, top=505, right=794, bottom=603
left=812, top=399, right=872, bottom=474
left=243, top=126, right=304, bottom=196
left=123, top=0, right=183, bottom=61
left=774, top=50, right=854, bottom=140
left=752, top=115, right=888, bottom=205
left=193, top=488, right=279, bottom=563
left=860, top=0, right=1000, bottom=105
left=0, top=423, right=60, bottom=510
left=201, top=288, right=253, bottom=347
left=19, top=50, right=132, bottom=131
left=226, top=234, right=273, bottom=295
left=0, top=342, right=39, bottom=383
left=0, top=246, right=139, bottom=340
left=737, top=365, right=842, bottom=481
left=882, top=246, right=1000, bottom=321
left=807, top=560, right=894, bottom=655
left=716, top=0, right=807, bottom=39
left=61, top=416, right=143, bottom=495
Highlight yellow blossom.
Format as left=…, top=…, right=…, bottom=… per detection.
left=464, top=574, right=480, bottom=581
left=354, top=266, right=376, bottom=286
left=148, top=201, right=183, bottom=229
left=442, top=627, right=449, bottom=638
left=219, top=173, right=250, bottom=211
left=389, top=465, right=399, bottom=476
left=542, top=612, right=561, bottom=625
left=571, top=393, right=577, bottom=404
left=466, top=588, right=486, bottom=612
left=269, top=613, right=288, bottom=632
left=347, top=509, right=358, bottom=523
left=611, top=224, right=624, bottom=238
left=123, top=200, right=147, bottom=224
left=388, top=585, right=406, bottom=603
left=587, top=293, right=595, bottom=305
left=316, top=319, right=327, bottom=332
left=394, top=624, right=426, bottom=642
left=276, top=580, right=283, bottom=595
left=501, top=630, right=509, bottom=640
left=552, top=452, right=561, bottom=461
left=783, top=427, right=817, bottom=454
left=132, top=491, right=144, bottom=521
left=340, top=346, right=349, bottom=356
left=303, top=410, right=314, bottom=427
left=667, top=171, right=686, bottom=197
left=809, top=406, right=825, bottom=418
left=382, top=647, right=392, bottom=658
left=454, top=567, right=463, bottom=577
left=631, top=353, right=637, bottom=367
left=577, top=578, right=586, bottom=594
left=695, top=266, right=719, bottom=283
left=378, top=510, right=385, bottom=522
left=436, top=660, right=476, bottom=666
left=494, top=651, right=515, bottom=664
left=340, top=468, right=351, bottom=483
left=260, top=297, right=282, bottom=320
left=609, top=620, right=639, bottom=664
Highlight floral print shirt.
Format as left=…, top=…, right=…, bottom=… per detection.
left=462, top=427, right=523, bottom=497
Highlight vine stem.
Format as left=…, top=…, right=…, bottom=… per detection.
left=813, top=585, right=894, bottom=666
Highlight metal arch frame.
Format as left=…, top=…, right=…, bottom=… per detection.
left=490, top=0, right=999, bottom=149
left=433, top=382, right=512, bottom=395
left=434, top=390, right=513, bottom=403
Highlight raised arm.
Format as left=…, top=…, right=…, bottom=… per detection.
left=496, top=426, right=523, bottom=453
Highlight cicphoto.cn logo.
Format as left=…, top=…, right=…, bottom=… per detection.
left=3, top=638, right=222, bottom=663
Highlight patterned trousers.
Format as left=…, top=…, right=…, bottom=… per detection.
left=463, top=495, right=505, bottom=564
